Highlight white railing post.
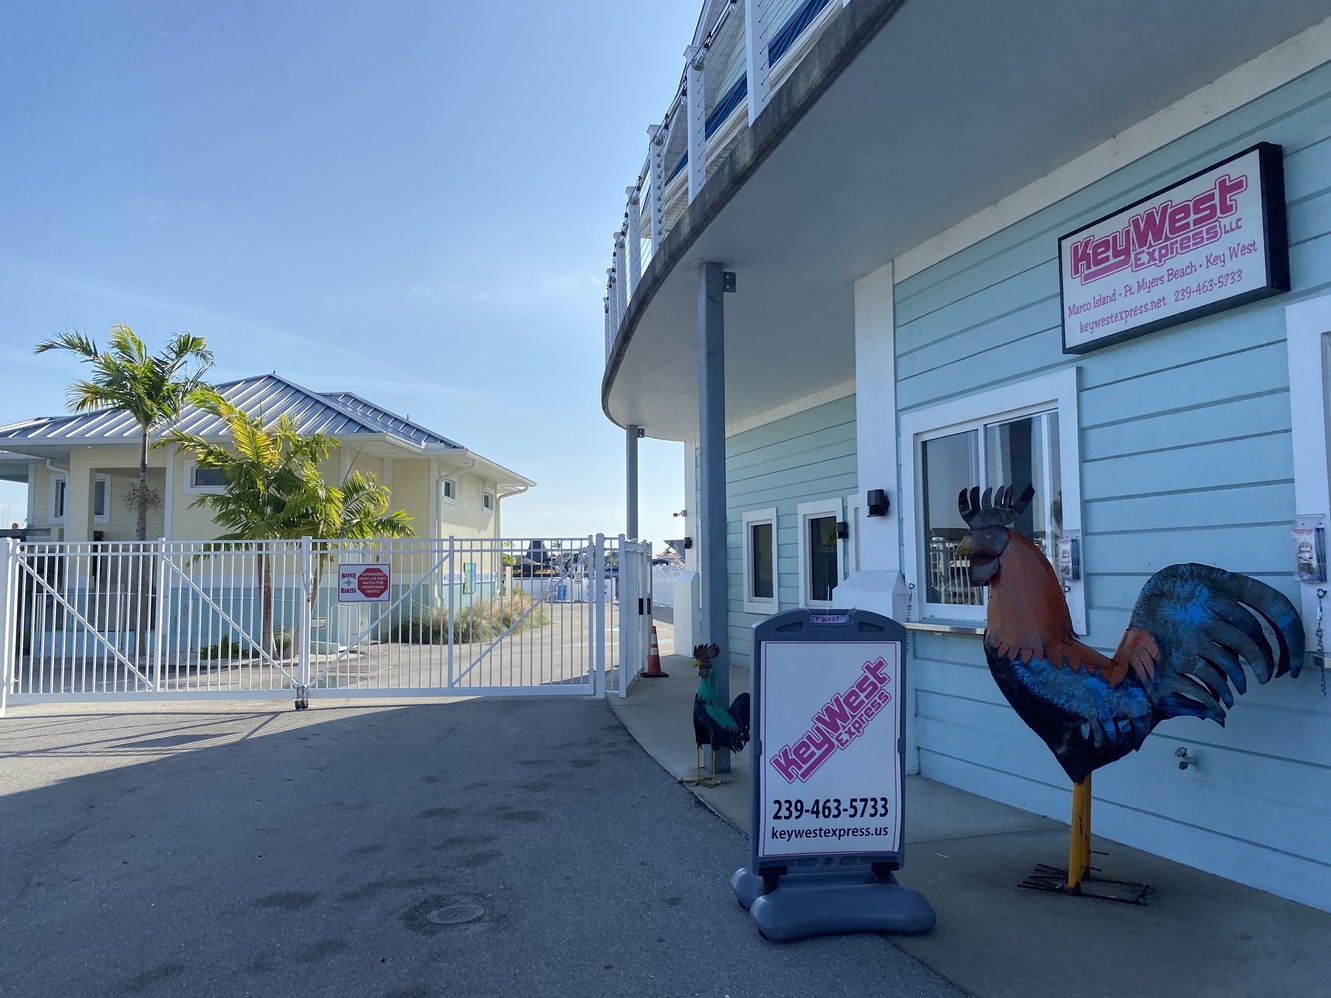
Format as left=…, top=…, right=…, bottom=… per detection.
left=297, top=536, right=312, bottom=706
left=648, top=124, right=668, bottom=247
left=685, top=44, right=707, bottom=203
left=447, top=535, right=456, bottom=689
left=154, top=538, right=168, bottom=692
left=641, top=540, right=653, bottom=674
left=744, top=0, right=773, bottom=123
left=607, top=269, right=619, bottom=332
left=593, top=533, right=606, bottom=696
left=619, top=533, right=634, bottom=687
left=604, top=296, right=612, bottom=358
left=613, top=232, right=628, bottom=319
left=626, top=187, right=642, bottom=296
left=0, top=538, right=18, bottom=717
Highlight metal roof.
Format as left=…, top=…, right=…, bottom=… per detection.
left=0, top=374, right=456, bottom=450
left=321, top=392, right=462, bottom=449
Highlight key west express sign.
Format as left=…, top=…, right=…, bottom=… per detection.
left=1059, top=143, right=1289, bottom=353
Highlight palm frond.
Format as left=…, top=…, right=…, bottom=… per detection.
left=34, top=328, right=99, bottom=359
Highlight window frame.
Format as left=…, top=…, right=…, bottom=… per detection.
left=741, top=506, right=779, bottom=614
left=900, top=368, right=1086, bottom=633
left=482, top=489, right=495, bottom=515
left=184, top=459, right=227, bottom=495
left=50, top=473, right=110, bottom=523
left=51, top=475, right=66, bottom=521
left=92, top=475, right=110, bottom=523
left=796, top=497, right=845, bottom=609
left=439, top=476, right=457, bottom=505
left=844, top=492, right=861, bottom=576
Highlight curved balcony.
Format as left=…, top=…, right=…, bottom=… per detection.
left=603, top=0, right=845, bottom=356
left=603, top=0, right=1331, bottom=443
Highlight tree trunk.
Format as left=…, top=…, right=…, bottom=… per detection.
left=134, top=431, right=150, bottom=664
left=137, top=431, right=149, bottom=542
left=259, top=552, right=274, bottom=658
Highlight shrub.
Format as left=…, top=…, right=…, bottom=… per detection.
left=200, top=630, right=289, bottom=660
left=389, top=590, right=551, bottom=644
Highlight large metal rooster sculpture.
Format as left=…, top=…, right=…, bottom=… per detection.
left=684, top=643, right=750, bottom=787
left=959, top=484, right=1303, bottom=890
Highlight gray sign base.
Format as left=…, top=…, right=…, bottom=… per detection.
left=731, top=867, right=935, bottom=942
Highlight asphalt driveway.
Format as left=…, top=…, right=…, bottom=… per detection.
left=0, top=697, right=963, bottom=998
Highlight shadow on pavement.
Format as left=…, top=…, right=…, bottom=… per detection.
left=0, top=697, right=962, bottom=998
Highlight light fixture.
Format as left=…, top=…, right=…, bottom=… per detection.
left=835, top=521, right=849, bottom=539
left=867, top=489, right=890, bottom=517
left=683, top=537, right=693, bottom=549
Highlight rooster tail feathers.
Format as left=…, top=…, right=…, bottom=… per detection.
left=729, top=692, right=751, bottom=737
left=1221, top=571, right=1304, bottom=680
left=1154, top=690, right=1225, bottom=722
left=1130, top=563, right=1304, bottom=725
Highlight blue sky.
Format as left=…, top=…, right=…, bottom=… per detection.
left=0, top=0, right=697, bottom=542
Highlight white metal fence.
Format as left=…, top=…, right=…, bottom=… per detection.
left=0, top=535, right=653, bottom=710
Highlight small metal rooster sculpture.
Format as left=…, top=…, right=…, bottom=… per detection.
left=684, top=643, right=751, bottom=787
left=959, top=484, right=1303, bottom=890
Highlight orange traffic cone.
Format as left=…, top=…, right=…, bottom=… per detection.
left=641, top=625, right=668, bottom=678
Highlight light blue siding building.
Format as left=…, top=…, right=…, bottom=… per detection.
left=602, top=1, right=1331, bottom=911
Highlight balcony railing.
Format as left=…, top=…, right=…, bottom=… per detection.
left=604, top=0, right=846, bottom=359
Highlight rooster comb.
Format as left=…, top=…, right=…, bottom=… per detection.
left=958, top=484, right=1035, bottom=528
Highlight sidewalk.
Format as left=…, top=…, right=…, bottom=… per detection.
left=610, top=652, right=1331, bottom=998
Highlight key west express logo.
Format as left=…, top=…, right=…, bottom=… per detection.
left=1068, top=172, right=1248, bottom=286
left=769, top=658, right=891, bottom=784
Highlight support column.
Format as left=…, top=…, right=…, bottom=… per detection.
left=698, top=260, right=730, bottom=773
left=63, top=455, right=95, bottom=542
left=685, top=45, right=706, bottom=203
left=163, top=446, right=176, bottom=538
left=626, top=424, right=640, bottom=540
left=833, top=261, right=917, bottom=773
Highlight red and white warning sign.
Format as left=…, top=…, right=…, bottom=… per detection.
left=339, top=563, right=391, bottom=603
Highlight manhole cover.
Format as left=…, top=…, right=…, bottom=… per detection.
left=426, top=903, right=486, bottom=925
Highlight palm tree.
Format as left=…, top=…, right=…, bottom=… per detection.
left=34, top=324, right=214, bottom=542
left=164, top=391, right=414, bottom=656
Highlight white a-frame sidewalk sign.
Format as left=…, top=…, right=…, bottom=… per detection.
left=731, top=607, right=935, bottom=941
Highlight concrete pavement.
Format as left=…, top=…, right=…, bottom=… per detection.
left=611, top=652, right=1331, bottom=998
left=0, top=696, right=961, bottom=998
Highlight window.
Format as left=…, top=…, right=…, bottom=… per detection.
left=482, top=490, right=494, bottom=514
left=901, top=369, right=1085, bottom=632
left=440, top=477, right=457, bottom=504
left=93, top=476, right=109, bottom=523
left=51, top=474, right=110, bottom=522
left=185, top=461, right=226, bottom=494
left=741, top=507, right=778, bottom=613
left=797, top=498, right=844, bottom=607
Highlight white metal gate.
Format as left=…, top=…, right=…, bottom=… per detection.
left=0, top=534, right=652, bottom=710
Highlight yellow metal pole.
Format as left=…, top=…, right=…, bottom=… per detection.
left=1067, top=776, right=1092, bottom=891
